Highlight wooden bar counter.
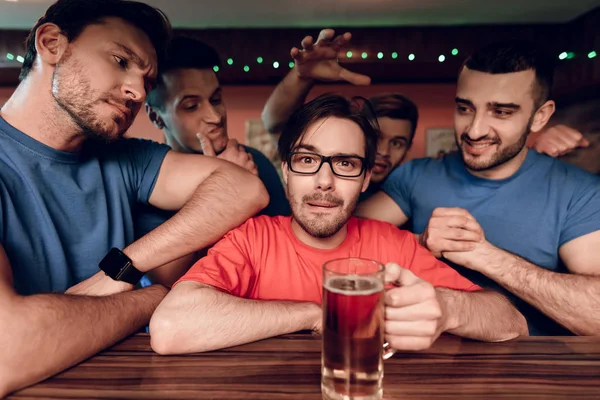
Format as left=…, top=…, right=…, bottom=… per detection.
left=8, top=333, right=600, bottom=399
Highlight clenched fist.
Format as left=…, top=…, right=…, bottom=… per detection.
left=420, top=207, right=485, bottom=258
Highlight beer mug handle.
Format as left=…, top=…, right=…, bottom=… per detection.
left=382, top=342, right=396, bottom=360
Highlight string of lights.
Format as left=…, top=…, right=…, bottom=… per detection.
left=2, top=49, right=597, bottom=71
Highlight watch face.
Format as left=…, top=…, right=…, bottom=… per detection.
left=99, top=248, right=142, bottom=284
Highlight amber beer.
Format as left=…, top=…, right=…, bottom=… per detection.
left=321, top=258, right=386, bottom=400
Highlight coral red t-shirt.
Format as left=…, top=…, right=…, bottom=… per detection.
left=176, top=216, right=480, bottom=302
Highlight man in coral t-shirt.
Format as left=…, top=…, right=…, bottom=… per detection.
left=150, top=94, right=528, bottom=355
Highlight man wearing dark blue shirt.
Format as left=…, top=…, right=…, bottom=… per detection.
left=141, top=36, right=290, bottom=241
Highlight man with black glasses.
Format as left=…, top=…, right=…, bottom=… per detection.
left=149, top=93, right=527, bottom=355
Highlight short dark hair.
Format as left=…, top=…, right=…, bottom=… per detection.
left=367, top=93, right=419, bottom=143
left=278, top=93, right=379, bottom=172
left=463, top=40, right=555, bottom=109
left=20, top=0, right=171, bottom=80
left=146, top=36, right=221, bottom=110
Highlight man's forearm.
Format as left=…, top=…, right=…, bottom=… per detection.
left=437, top=288, right=528, bottom=341
left=261, top=70, right=314, bottom=133
left=150, top=284, right=321, bottom=354
left=146, top=251, right=203, bottom=287
left=125, top=169, right=268, bottom=275
left=0, top=285, right=167, bottom=396
left=479, top=251, right=600, bottom=335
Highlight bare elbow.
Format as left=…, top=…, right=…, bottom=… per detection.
left=0, top=372, right=11, bottom=399
left=223, top=167, right=269, bottom=217
left=150, top=313, right=216, bottom=355
left=257, top=183, right=269, bottom=210
left=516, top=314, right=530, bottom=338
left=0, top=345, right=25, bottom=397
left=249, top=177, right=270, bottom=212
left=511, top=302, right=530, bottom=338
left=150, top=306, right=216, bottom=355
left=260, top=109, right=281, bottom=135
left=571, top=324, right=600, bottom=336
left=0, top=370, right=20, bottom=399
left=149, top=312, right=181, bottom=355
left=492, top=310, right=529, bottom=342
left=0, top=304, right=23, bottom=396
left=495, top=325, right=528, bottom=342
left=260, top=110, right=273, bottom=133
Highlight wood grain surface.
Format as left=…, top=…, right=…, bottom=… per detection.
left=8, top=333, right=600, bottom=399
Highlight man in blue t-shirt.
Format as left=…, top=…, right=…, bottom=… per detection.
left=357, top=41, right=600, bottom=336
left=0, top=1, right=268, bottom=395
left=259, top=28, right=582, bottom=207
left=141, top=36, right=290, bottom=241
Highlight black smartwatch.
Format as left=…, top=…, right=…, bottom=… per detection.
left=99, top=248, right=144, bottom=285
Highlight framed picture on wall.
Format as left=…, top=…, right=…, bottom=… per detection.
left=245, top=118, right=284, bottom=181
left=426, top=127, right=457, bottom=158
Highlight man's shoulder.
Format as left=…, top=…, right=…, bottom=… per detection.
left=383, top=155, right=455, bottom=197
left=528, top=151, right=600, bottom=187
left=390, top=154, right=453, bottom=180
left=92, top=138, right=170, bottom=172
left=105, top=137, right=171, bottom=154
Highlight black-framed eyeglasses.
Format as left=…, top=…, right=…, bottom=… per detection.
left=288, top=152, right=366, bottom=178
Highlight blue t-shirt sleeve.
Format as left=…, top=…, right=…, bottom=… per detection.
left=114, top=138, right=171, bottom=205
left=560, top=173, right=600, bottom=246
left=381, top=160, right=419, bottom=219
left=245, top=146, right=291, bottom=217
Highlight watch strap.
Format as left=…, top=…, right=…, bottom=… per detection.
left=99, top=248, right=144, bottom=285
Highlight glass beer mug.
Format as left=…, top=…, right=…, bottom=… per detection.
left=321, top=258, right=395, bottom=400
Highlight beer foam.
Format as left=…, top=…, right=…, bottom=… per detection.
left=324, top=276, right=383, bottom=296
